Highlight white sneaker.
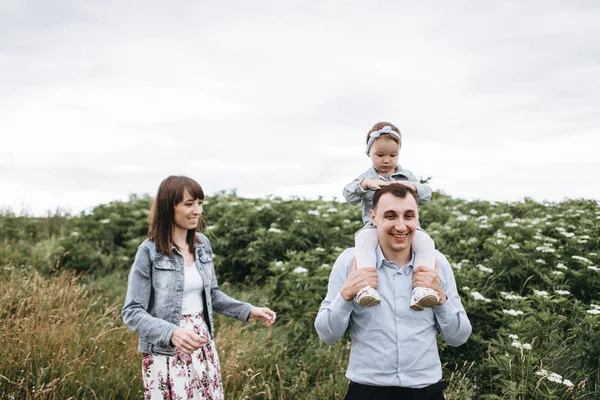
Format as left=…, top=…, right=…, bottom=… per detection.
left=355, top=286, right=381, bottom=307
left=410, top=287, right=439, bottom=311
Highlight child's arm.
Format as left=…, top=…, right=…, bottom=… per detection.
left=343, top=177, right=368, bottom=206
left=398, top=169, right=432, bottom=205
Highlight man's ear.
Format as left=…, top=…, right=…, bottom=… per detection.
left=370, top=209, right=376, bottom=226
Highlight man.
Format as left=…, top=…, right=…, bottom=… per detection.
left=314, top=184, right=471, bottom=400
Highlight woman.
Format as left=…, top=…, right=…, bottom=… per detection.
left=122, top=175, right=276, bottom=399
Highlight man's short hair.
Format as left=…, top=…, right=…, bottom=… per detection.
left=372, top=184, right=419, bottom=210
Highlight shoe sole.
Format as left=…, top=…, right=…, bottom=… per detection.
left=412, top=294, right=438, bottom=310
left=358, top=297, right=381, bottom=307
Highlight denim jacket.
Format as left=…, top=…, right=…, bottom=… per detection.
left=122, top=233, right=253, bottom=356
left=343, top=165, right=432, bottom=226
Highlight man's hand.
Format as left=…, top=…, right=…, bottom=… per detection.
left=390, top=181, right=416, bottom=191
left=340, top=258, right=379, bottom=302
left=412, top=262, right=447, bottom=305
left=360, top=179, right=391, bottom=190
left=249, top=307, right=277, bottom=326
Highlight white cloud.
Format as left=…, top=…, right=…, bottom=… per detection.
left=1, top=1, right=599, bottom=214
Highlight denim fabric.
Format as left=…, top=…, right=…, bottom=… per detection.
left=314, top=247, right=471, bottom=388
left=122, top=233, right=253, bottom=356
left=343, top=165, right=432, bottom=226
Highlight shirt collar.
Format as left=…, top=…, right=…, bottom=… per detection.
left=376, top=245, right=415, bottom=273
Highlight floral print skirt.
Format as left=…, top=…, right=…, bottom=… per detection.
left=142, top=312, right=224, bottom=400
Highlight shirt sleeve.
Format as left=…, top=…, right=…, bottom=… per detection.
left=121, top=245, right=178, bottom=348
left=432, top=253, right=472, bottom=347
left=401, top=169, right=432, bottom=205
left=314, top=249, right=356, bottom=345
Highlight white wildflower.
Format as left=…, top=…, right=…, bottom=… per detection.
left=547, top=373, right=563, bottom=383
left=268, top=227, right=282, bottom=233
left=556, top=263, right=568, bottom=270
left=509, top=244, right=520, bottom=249
left=316, top=247, right=325, bottom=252
left=504, top=222, right=518, bottom=228
left=100, top=218, right=110, bottom=224
left=320, top=263, right=331, bottom=269
left=293, top=266, right=308, bottom=274
left=469, top=209, right=479, bottom=215
left=533, top=290, right=549, bottom=297
left=588, top=266, right=599, bottom=271
left=477, top=264, right=493, bottom=274
left=471, top=292, right=491, bottom=302
left=71, top=232, right=79, bottom=236
left=503, top=309, right=524, bottom=316
left=536, top=245, right=555, bottom=253
left=511, top=341, right=522, bottom=349
left=308, top=210, right=320, bottom=216
left=522, top=343, right=532, bottom=350
left=552, top=270, right=563, bottom=276
left=563, top=379, right=574, bottom=387
left=275, top=261, right=284, bottom=266
left=536, top=259, right=546, bottom=264
left=479, top=224, right=490, bottom=229
left=555, top=290, right=570, bottom=295
left=456, top=215, right=468, bottom=222
left=230, top=202, right=238, bottom=206
left=587, top=309, right=600, bottom=315
left=461, top=286, right=471, bottom=291
left=294, top=219, right=302, bottom=223
left=535, top=369, right=548, bottom=377
left=343, top=219, right=351, bottom=224
left=206, top=225, right=215, bottom=231
left=500, top=291, right=525, bottom=300
left=508, top=334, right=519, bottom=340
left=327, top=207, right=338, bottom=213
left=591, top=304, right=600, bottom=310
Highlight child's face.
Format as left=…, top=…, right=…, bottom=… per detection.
left=369, top=138, right=399, bottom=175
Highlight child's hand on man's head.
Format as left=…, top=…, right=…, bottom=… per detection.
left=361, top=179, right=390, bottom=190
left=390, top=181, right=416, bottom=191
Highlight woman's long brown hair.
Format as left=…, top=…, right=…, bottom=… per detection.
left=148, top=175, right=204, bottom=255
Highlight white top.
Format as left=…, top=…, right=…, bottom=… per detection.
left=181, top=261, right=204, bottom=315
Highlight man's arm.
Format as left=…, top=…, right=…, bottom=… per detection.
left=432, top=253, right=472, bottom=346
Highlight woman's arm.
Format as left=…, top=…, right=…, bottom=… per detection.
left=121, top=245, right=178, bottom=348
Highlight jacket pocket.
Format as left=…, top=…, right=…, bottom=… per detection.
left=153, top=260, right=176, bottom=291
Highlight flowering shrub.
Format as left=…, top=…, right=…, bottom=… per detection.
left=1, top=192, right=598, bottom=398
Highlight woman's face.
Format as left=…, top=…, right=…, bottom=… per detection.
left=173, top=189, right=203, bottom=232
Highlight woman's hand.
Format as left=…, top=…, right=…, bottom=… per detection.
left=249, top=307, right=277, bottom=326
left=170, top=327, right=208, bottom=354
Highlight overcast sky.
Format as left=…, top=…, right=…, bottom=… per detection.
left=1, top=0, right=599, bottom=215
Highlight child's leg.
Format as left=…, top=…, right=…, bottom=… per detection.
left=355, top=227, right=378, bottom=269
left=412, top=228, right=436, bottom=270
left=410, top=228, right=440, bottom=311
left=354, top=226, right=380, bottom=307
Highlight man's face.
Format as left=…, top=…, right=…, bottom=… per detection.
left=370, top=192, right=419, bottom=256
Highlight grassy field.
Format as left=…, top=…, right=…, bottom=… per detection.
left=1, top=192, right=598, bottom=399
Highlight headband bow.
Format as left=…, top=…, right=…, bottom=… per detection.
left=365, top=126, right=402, bottom=155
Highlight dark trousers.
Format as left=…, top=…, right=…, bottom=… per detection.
left=345, top=380, right=446, bottom=400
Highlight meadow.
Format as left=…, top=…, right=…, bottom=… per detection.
left=0, top=191, right=598, bottom=399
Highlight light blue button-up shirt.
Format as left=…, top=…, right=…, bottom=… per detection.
left=314, top=246, right=471, bottom=388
